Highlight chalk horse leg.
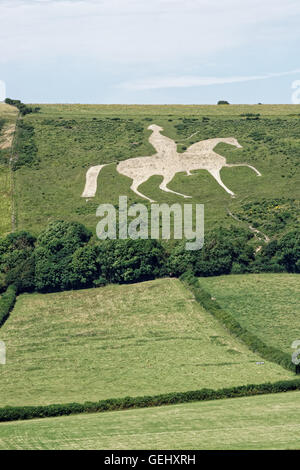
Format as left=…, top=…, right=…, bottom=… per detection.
left=130, top=177, right=156, bottom=203
left=225, top=163, right=261, bottom=176
left=159, top=175, right=192, bottom=199
left=208, top=168, right=235, bottom=197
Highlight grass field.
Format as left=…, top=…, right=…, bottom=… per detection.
left=10, top=103, right=300, bottom=236
left=0, top=278, right=292, bottom=407
left=1, top=390, right=300, bottom=449
left=200, top=273, right=300, bottom=355
left=0, top=165, right=12, bottom=235
left=0, top=103, right=18, bottom=235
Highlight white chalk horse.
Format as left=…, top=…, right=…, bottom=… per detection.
left=82, top=124, right=261, bottom=202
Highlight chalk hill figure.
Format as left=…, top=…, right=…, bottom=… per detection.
left=82, top=124, right=261, bottom=202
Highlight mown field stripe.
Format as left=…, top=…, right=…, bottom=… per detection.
left=1, top=378, right=300, bottom=423
left=180, top=272, right=297, bottom=373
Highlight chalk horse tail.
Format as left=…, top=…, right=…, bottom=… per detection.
left=81, top=164, right=112, bottom=198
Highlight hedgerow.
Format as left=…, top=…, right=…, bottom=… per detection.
left=1, top=378, right=300, bottom=422
left=0, top=284, right=17, bottom=327
left=5, top=98, right=40, bottom=116
left=180, top=272, right=297, bottom=373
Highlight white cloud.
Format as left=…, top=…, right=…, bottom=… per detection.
left=119, top=69, right=300, bottom=90
left=0, top=0, right=300, bottom=65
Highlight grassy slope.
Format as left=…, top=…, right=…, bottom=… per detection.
left=0, top=103, right=18, bottom=235
left=0, top=278, right=292, bottom=407
left=1, top=390, right=300, bottom=449
left=200, top=273, right=300, bottom=355
left=13, top=104, right=300, bottom=236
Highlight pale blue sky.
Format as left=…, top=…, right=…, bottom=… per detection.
left=1, top=0, right=300, bottom=104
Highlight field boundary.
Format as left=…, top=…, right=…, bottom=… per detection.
left=180, top=272, right=297, bottom=374
left=8, top=110, right=20, bottom=232
left=1, top=378, right=300, bottom=423
left=0, top=284, right=17, bottom=328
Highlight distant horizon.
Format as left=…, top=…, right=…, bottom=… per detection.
left=4, top=102, right=300, bottom=106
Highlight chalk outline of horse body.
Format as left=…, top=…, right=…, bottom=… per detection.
left=82, top=124, right=261, bottom=202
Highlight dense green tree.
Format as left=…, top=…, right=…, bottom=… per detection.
left=277, top=230, right=300, bottom=273
left=95, top=239, right=167, bottom=284
left=35, top=221, right=92, bottom=292
left=168, top=226, right=254, bottom=277
left=71, top=245, right=99, bottom=288
left=0, top=231, right=36, bottom=292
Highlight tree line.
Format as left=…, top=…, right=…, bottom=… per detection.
left=0, top=220, right=298, bottom=294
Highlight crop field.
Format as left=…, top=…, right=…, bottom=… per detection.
left=0, top=277, right=292, bottom=407
left=1, top=390, right=300, bottom=450
left=200, top=273, right=300, bottom=355
left=9, top=103, right=300, bottom=236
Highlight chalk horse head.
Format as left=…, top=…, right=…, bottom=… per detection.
left=222, top=137, right=243, bottom=149
left=81, top=125, right=261, bottom=201
left=148, top=124, right=163, bottom=132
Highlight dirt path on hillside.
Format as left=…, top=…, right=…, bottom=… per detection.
left=0, top=124, right=16, bottom=150
left=227, top=209, right=270, bottom=253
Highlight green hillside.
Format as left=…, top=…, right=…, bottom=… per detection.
left=1, top=391, right=300, bottom=450
left=0, top=103, right=299, bottom=450
left=0, top=103, right=18, bottom=235
left=200, top=273, right=300, bottom=355
left=0, top=277, right=292, bottom=407
left=6, top=103, right=299, bottom=237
